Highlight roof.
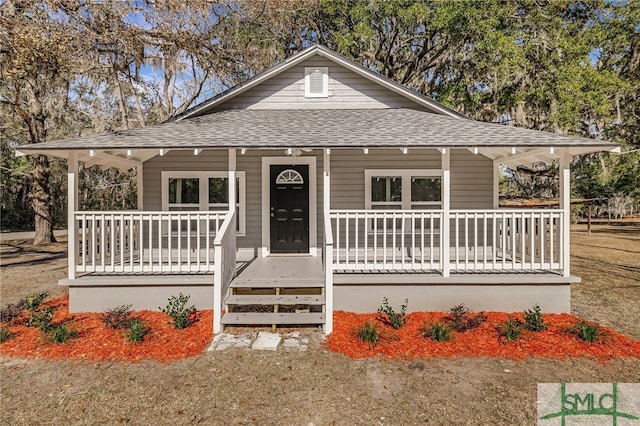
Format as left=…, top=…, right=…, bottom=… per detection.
left=20, top=108, right=615, bottom=151
left=174, top=44, right=467, bottom=121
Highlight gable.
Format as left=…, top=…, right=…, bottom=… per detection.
left=208, top=56, right=428, bottom=112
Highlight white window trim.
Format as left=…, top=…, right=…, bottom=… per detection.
left=261, top=156, right=317, bottom=257
left=364, top=169, right=443, bottom=210
left=304, top=66, right=328, bottom=98
left=161, top=171, right=246, bottom=235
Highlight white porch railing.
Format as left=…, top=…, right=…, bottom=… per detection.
left=330, top=210, right=443, bottom=270
left=74, top=211, right=227, bottom=274
left=328, top=209, right=564, bottom=273
left=213, top=211, right=236, bottom=334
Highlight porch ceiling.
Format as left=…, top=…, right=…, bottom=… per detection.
left=19, top=108, right=618, bottom=169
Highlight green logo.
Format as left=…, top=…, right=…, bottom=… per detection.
left=538, top=383, right=639, bottom=425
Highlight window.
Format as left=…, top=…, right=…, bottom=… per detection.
left=365, top=170, right=442, bottom=210
left=305, top=67, right=328, bottom=97
left=162, top=171, right=246, bottom=235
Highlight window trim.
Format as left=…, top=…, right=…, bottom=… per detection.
left=364, top=169, right=442, bottom=210
left=161, top=171, right=246, bottom=235
left=304, top=66, right=328, bottom=98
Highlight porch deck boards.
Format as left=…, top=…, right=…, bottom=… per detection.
left=333, top=270, right=579, bottom=285
left=231, top=256, right=324, bottom=288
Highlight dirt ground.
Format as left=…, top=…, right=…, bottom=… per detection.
left=1, top=224, right=639, bottom=425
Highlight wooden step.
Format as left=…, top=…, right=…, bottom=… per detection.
left=220, top=312, right=325, bottom=325
left=225, top=294, right=325, bottom=305
left=230, top=277, right=324, bottom=288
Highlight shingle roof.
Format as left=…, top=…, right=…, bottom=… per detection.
left=20, top=108, right=615, bottom=153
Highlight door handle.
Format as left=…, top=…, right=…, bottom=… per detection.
left=270, top=213, right=274, bottom=217
left=270, top=206, right=274, bottom=211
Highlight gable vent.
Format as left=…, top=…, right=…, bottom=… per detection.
left=305, top=67, right=328, bottom=98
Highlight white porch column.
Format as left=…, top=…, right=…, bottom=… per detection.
left=136, top=164, right=143, bottom=210
left=492, top=160, right=500, bottom=209
left=323, top=148, right=333, bottom=334
left=67, top=152, right=79, bottom=280
left=559, top=149, right=571, bottom=277
left=441, top=149, right=451, bottom=277
left=228, top=149, right=237, bottom=210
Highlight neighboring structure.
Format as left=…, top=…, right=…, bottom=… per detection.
left=21, top=45, right=618, bottom=334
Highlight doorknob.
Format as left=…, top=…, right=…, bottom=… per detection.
left=270, top=206, right=274, bottom=211
left=270, top=213, right=274, bottom=217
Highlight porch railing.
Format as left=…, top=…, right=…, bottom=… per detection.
left=74, top=211, right=227, bottom=274
left=213, top=210, right=236, bottom=334
left=328, top=209, right=564, bottom=273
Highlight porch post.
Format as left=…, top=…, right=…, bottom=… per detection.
left=441, top=149, right=451, bottom=277
left=559, top=149, right=571, bottom=277
left=136, top=164, right=143, bottom=210
left=323, top=148, right=333, bottom=334
left=67, top=151, right=79, bottom=280
left=492, top=160, right=500, bottom=209
left=228, top=149, right=237, bottom=210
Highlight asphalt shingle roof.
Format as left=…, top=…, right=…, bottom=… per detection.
left=21, top=108, right=614, bottom=152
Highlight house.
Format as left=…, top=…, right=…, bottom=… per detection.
left=21, top=45, right=618, bottom=334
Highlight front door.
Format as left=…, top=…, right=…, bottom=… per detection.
left=270, top=164, right=309, bottom=253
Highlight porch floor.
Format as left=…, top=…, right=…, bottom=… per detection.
left=232, top=256, right=324, bottom=287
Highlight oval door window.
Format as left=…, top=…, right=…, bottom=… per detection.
left=275, top=169, right=304, bottom=184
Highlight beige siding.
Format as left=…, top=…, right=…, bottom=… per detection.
left=212, top=57, right=425, bottom=111
left=451, top=150, right=493, bottom=209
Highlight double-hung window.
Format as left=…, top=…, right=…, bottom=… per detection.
left=365, top=169, right=442, bottom=210
left=162, top=171, right=246, bottom=235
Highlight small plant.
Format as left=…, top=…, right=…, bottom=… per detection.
left=420, top=322, right=452, bottom=342
left=355, top=321, right=381, bottom=348
left=497, top=316, right=523, bottom=342
left=101, top=305, right=134, bottom=330
left=0, top=303, right=24, bottom=325
left=523, top=304, right=547, bottom=332
left=0, top=326, right=13, bottom=343
left=125, top=318, right=150, bottom=343
left=569, top=321, right=605, bottom=343
left=22, top=292, right=49, bottom=311
left=377, top=297, right=408, bottom=330
left=25, top=306, right=56, bottom=332
left=160, top=293, right=196, bottom=330
left=47, top=324, right=78, bottom=344
left=444, top=304, right=487, bottom=332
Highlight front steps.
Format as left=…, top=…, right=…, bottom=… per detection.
left=220, top=256, right=326, bottom=329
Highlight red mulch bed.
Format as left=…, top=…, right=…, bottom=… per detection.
left=326, top=311, right=640, bottom=362
left=0, top=296, right=212, bottom=364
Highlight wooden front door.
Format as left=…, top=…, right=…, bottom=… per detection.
left=270, top=164, right=309, bottom=253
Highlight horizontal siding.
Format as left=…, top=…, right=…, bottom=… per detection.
left=144, top=149, right=323, bottom=250
left=212, top=57, right=425, bottom=111
left=330, top=149, right=442, bottom=209
left=450, top=150, right=493, bottom=209
left=143, top=148, right=492, bottom=249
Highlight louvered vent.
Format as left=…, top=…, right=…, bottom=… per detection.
left=305, top=67, right=328, bottom=97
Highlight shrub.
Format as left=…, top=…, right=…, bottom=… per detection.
left=22, top=292, right=49, bottom=311
left=569, top=321, right=606, bottom=343
left=0, top=303, right=24, bottom=325
left=0, top=326, right=13, bottom=343
left=160, top=293, right=196, bottom=329
left=47, top=324, right=78, bottom=344
left=377, top=297, right=408, bottom=330
left=420, top=322, right=452, bottom=342
left=125, top=318, right=150, bottom=343
left=497, top=316, right=523, bottom=342
left=355, top=321, right=381, bottom=348
left=523, top=304, right=547, bottom=332
left=101, top=305, right=134, bottom=330
left=444, top=304, right=487, bottom=332
left=25, top=306, right=56, bottom=332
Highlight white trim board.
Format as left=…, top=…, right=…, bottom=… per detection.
left=160, top=170, right=247, bottom=235
left=261, top=156, right=317, bottom=257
